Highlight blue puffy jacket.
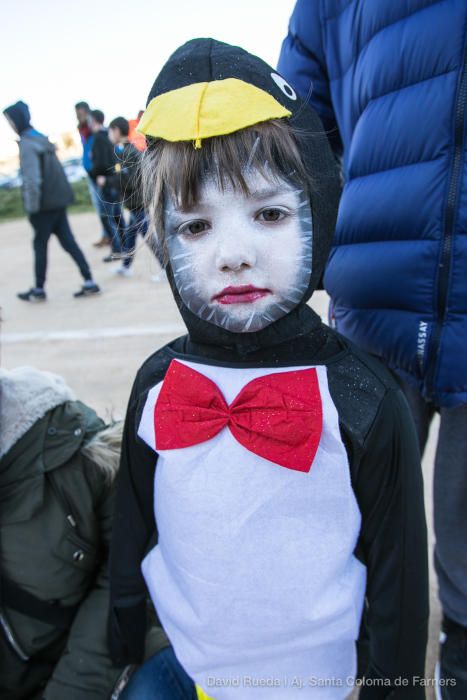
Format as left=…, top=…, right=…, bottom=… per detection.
left=278, top=0, right=467, bottom=407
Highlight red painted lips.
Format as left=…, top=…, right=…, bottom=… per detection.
left=212, top=285, right=271, bottom=304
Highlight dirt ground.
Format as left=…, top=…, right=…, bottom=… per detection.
left=1, top=211, right=441, bottom=698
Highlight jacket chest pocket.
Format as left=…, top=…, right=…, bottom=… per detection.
left=55, top=530, right=99, bottom=574
left=46, top=470, right=99, bottom=574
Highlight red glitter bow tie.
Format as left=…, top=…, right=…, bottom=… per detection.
left=154, top=360, right=323, bottom=472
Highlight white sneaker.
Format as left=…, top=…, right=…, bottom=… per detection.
left=151, top=270, right=167, bottom=283
left=115, top=266, right=133, bottom=277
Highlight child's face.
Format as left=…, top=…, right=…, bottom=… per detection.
left=108, top=127, right=120, bottom=145
left=90, top=118, right=101, bottom=133
left=164, top=169, right=312, bottom=333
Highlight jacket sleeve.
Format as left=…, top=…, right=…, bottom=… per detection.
left=88, top=134, right=103, bottom=180
left=19, top=139, right=42, bottom=214
left=352, top=388, right=429, bottom=699
left=88, top=134, right=115, bottom=180
left=43, top=469, right=122, bottom=700
left=108, top=380, right=158, bottom=666
left=277, top=0, right=342, bottom=157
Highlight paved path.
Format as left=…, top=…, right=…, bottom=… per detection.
left=0, top=212, right=441, bottom=697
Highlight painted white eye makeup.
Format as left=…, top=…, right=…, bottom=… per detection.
left=164, top=169, right=313, bottom=333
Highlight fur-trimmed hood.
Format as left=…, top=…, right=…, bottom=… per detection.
left=0, top=368, right=122, bottom=483
left=0, top=367, right=76, bottom=459
left=82, top=421, right=123, bottom=484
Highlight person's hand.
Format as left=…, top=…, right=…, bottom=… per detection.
left=97, top=176, right=106, bottom=187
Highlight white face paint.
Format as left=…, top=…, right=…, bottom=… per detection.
left=164, top=169, right=312, bottom=333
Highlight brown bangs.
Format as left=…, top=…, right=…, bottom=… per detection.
left=140, top=118, right=311, bottom=256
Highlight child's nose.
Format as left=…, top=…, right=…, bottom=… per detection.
left=216, top=238, right=257, bottom=273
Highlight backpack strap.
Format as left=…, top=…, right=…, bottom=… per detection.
left=0, top=575, right=79, bottom=629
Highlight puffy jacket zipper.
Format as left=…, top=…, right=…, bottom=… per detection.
left=426, top=42, right=467, bottom=397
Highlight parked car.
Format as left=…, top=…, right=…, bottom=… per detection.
left=62, top=157, right=86, bottom=183
left=0, top=170, right=22, bottom=189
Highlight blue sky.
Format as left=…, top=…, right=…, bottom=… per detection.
left=0, top=0, right=297, bottom=160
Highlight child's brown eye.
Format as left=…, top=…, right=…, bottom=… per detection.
left=189, top=221, right=207, bottom=234
left=258, top=208, right=285, bottom=223
left=180, top=220, right=209, bottom=235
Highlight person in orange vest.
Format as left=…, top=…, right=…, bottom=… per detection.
left=128, top=110, right=146, bottom=152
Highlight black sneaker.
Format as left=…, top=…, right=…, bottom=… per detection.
left=103, top=253, right=122, bottom=263
left=73, top=283, right=101, bottom=298
left=436, top=617, right=467, bottom=699
left=17, top=288, right=46, bottom=302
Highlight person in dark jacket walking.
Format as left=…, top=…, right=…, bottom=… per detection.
left=88, top=109, right=125, bottom=261
left=3, top=101, right=100, bottom=301
left=103, top=117, right=151, bottom=276
left=278, top=3, right=467, bottom=698
left=75, top=100, right=111, bottom=248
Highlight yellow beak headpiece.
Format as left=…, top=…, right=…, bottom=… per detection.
left=138, top=77, right=291, bottom=149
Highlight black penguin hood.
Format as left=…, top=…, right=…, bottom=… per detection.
left=140, top=38, right=340, bottom=355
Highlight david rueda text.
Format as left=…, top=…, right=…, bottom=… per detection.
left=207, top=675, right=456, bottom=690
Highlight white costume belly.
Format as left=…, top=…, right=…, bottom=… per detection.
left=138, top=360, right=366, bottom=699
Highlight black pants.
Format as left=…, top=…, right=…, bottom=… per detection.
left=399, top=378, right=467, bottom=626
left=29, top=209, right=91, bottom=288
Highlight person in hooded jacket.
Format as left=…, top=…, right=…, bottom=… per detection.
left=2, top=101, right=100, bottom=301
left=277, top=3, right=467, bottom=697
left=108, top=39, right=429, bottom=700
left=0, top=366, right=170, bottom=700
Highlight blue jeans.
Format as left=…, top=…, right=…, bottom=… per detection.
left=123, top=208, right=148, bottom=268
left=121, top=647, right=197, bottom=700
left=88, top=177, right=124, bottom=249
left=87, top=175, right=104, bottom=216
left=99, top=188, right=125, bottom=253
left=87, top=175, right=107, bottom=239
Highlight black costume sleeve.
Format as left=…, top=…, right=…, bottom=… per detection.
left=352, top=388, right=429, bottom=699
left=108, top=379, right=157, bottom=666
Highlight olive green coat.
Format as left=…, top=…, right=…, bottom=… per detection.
left=0, top=371, right=168, bottom=700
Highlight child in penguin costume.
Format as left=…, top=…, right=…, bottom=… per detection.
left=109, top=39, right=429, bottom=700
